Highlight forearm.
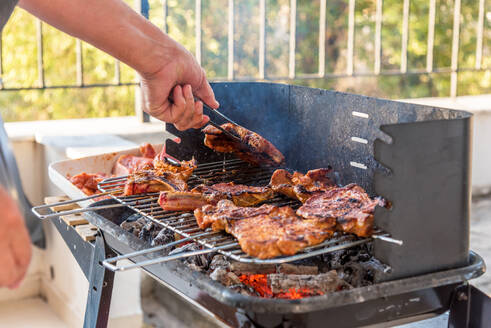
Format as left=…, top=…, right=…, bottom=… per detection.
left=18, top=0, right=183, bottom=76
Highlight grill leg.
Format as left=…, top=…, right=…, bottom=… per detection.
left=83, top=234, right=116, bottom=328
left=448, top=283, right=491, bottom=328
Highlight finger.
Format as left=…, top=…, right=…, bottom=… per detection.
left=193, top=74, right=219, bottom=109
left=193, top=115, right=210, bottom=129
left=174, top=85, right=197, bottom=131
left=182, top=84, right=194, bottom=102
left=170, top=85, right=188, bottom=124
left=10, top=222, right=32, bottom=271
left=7, top=244, right=25, bottom=289
left=0, top=250, right=19, bottom=288
left=191, top=101, right=206, bottom=129
left=8, top=279, right=22, bottom=289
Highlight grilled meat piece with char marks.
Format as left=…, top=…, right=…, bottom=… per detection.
left=158, top=191, right=208, bottom=211
left=296, top=184, right=385, bottom=237
left=269, top=168, right=335, bottom=203
left=194, top=200, right=335, bottom=259
left=203, top=123, right=285, bottom=167
left=124, top=171, right=188, bottom=195
left=69, top=172, right=107, bottom=196
left=153, top=153, right=196, bottom=181
left=158, top=182, right=274, bottom=211
left=193, top=182, right=274, bottom=207
left=123, top=158, right=197, bottom=196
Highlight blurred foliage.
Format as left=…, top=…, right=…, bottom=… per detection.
left=0, top=0, right=490, bottom=122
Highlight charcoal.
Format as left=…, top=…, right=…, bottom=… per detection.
left=210, top=268, right=241, bottom=286
left=151, top=228, right=175, bottom=246
left=229, top=262, right=276, bottom=275
left=188, top=263, right=205, bottom=272
left=210, top=268, right=227, bottom=282
left=120, top=217, right=147, bottom=236
left=138, top=221, right=160, bottom=242
left=276, top=263, right=318, bottom=275
left=183, top=244, right=211, bottom=271
left=268, top=271, right=351, bottom=294
left=209, top=255, right=230, bottom=271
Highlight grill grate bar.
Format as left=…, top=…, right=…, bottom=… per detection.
left=99, top=159, right=398, bottom=269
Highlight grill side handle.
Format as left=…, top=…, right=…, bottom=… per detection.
left=373, top=117, right=472, bottom=281
left=101, top=235, right=234, bottom=272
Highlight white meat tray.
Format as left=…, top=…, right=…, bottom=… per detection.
left=49, top=144, right=164, bottom=207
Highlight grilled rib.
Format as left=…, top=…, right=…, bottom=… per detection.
left=202, top=123, right=285, bottom=167
left=269, top=168, right=335, bottom=203
left=194, top=200, right=335, bottom=259
left=296, top=184, right=385, bottom=237
left=158, top=182, right=274, bottom=211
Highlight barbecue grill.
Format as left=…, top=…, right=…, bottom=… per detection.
left=33, top=82, right=489, bottom=327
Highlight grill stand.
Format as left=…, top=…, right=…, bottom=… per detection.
left=49, top=213, right=116, bottom=328
left=83, top=235, right=116, bottom=328
left=448, top=284, right=491, bottom=328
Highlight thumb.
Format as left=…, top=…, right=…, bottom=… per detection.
left=194, top=78, right=219, bottom=110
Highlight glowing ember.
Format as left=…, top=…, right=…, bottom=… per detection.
left=239, top=274, right=324, bottom=299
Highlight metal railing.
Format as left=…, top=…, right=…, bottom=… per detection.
left=0, top=0, right=489, bottom=121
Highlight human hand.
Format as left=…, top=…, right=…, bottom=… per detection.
left=0, top=187, right=32, bottom=289
left=139, top=43, right=219, bottom=131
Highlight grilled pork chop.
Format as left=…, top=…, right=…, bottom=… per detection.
left=123, top=157, right=197, bottom=196
left=193, top=182, right=274, bottom=206
left=194, top=200, right=335, bottom=259
left=202, top=123, right=285, bottom=166
left=296, top=184, right=385, bottom=237
left=158, top=182, right=274, bottom=211
left=269, top=168, right=335, bottom=202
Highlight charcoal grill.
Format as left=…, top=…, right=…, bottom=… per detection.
left=33, top=82, right=489, bottom=327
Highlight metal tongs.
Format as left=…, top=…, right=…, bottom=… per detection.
left=201, top=102, right=244, bottom=144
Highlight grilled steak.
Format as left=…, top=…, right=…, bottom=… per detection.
left=269, top=168, right=335, bottom=202
left=158, top=182, right=274, bottom=211
left=194, top=200, right=335, bottom=259
left=296, top=184, right=385, bottom=237
left=202, top=123, right=285, bottom=166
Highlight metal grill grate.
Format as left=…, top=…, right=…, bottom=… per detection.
left=98, top=158, right=397, bottom=271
